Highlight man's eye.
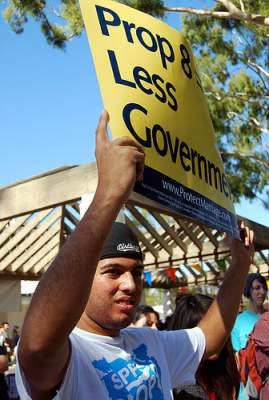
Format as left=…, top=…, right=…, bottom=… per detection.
left=133, top=271, right=143, bottom=279
left=107, top=269, right=121, bottom=276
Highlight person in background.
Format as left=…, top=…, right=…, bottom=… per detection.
left=231, top=272, right=268, bottom=400
left=11, top=326, right=20, bottom=348
left=232, top=273, right=268, bottom=352
left=0, top=340, right=9, bottom=400
left=0, top=324, right=5, bottom=347
left=251, top=311, right=269, bottom=400
left=168, top=293, right=240, bottom=400
left=131, top=304, right=160, bottom=329
left=2, top=323, right=9, bottom=340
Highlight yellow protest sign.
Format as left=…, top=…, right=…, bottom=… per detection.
left=80, top=0, right=238, bottom=236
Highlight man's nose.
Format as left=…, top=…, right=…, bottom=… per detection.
left=119, top=272, right=136, bottom=292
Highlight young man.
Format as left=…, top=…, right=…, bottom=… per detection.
left=16, top=111, right=254, bottom=399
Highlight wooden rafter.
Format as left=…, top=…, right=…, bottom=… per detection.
left=0, top=163, right=268, bottom=286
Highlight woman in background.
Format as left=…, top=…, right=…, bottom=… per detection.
left=168, top=293, right=240, bottom=400
left=131, top=304, right=160, bottom=329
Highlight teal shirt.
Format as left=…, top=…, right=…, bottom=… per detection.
left=231, top=310, right=261, bottom=400
left=231, top=309, right=260, bottom=352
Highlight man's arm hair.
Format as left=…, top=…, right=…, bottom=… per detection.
left=18, top=111, right=145, bottom=396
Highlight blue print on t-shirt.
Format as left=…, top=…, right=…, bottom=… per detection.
left=92, top=343, right=163, bottom=399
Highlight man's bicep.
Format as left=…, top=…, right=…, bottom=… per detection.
left=17, top=338, right=71, bottom=397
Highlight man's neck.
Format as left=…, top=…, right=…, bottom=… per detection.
left=77, top=312, right=120, bottom=337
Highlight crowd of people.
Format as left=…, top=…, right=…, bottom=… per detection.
left=0, top=322, right=20, bottom=399
left=1, top=111, right=267, bottom=399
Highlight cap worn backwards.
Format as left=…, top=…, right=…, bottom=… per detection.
left=100, top=222, right=143, bottom=261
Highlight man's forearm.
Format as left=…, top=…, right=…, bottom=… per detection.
left=199, top=260, right=249, bottom=357
left=20, top=189, right=123, bottom=353
left=199, top=224, right=254, bottom=358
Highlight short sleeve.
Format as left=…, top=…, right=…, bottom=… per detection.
left=15, top=339, right=75, bottom=400
left=15, top=344, right=32, bottom=400
left=160, top=327, right=205, bottom=387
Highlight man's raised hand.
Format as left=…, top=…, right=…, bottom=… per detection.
left=95, top=110, right=145, bottom=203
left=231, top=220, right=254, bottom=269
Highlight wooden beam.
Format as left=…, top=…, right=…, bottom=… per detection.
left=0, top=163, right=98, bottom=220
left=258, top=251, right=269, bottom=266
left=8, top=226, right=60, bottom=272
left=143, top=269, right=224, bottom=289
left=0, top=271, right=41, bottom=281
left=125, top=217, right=159, bottom=259
left=150, top=211, right=188, bottom=253
left=32, top=246, right=59, bottom=274
left=174, top=219, right=203, bottom=251
left=0, top=209, right=62, bottom=271
left=0, top=214, right=30, bottom=245
left=143, top=242, right=230, bottom=268
left=0, top=209, right=53, bottom=263
left=22, top=235, right=59, bottom=273
left=64, top=208, right=79, bottom=227
left=127, top=205, right=173, bottom=257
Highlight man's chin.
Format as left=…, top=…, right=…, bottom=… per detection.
left=116, top=314, right=134, bottom=329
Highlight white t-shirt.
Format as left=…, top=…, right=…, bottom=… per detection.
left=16, top=326, right=205, bottom=399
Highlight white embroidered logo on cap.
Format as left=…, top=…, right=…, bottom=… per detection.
left=117, top=243, right=140, bottom=253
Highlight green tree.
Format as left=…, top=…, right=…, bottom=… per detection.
left=2, top=0, right=269, bottom=207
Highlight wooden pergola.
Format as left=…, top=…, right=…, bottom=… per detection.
left=0, top=163, right=268, bottom=288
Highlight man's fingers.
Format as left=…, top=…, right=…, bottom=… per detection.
left=96, top=110, right=109, bottom=145
left=249, top=229, right=254, bottom=244
left=135, top=153, right=145, bottom=182
left=239, top=221, right=254, bottom=249
left=112, top=136, right=145, bottom=154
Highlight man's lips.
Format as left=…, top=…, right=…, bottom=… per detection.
left=115, top=298, right=136, bottom=312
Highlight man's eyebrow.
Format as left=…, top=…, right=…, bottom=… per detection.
left=99, top=263, right=122, bottom=271
left=100, top=262, right=144, bottom=271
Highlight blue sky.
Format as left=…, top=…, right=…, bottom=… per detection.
left=0, top=1, right=268, bottom=227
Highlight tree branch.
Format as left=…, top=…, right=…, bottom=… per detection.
left=205, top=90, right=269, bottom=104
left=226, top=111, right=269, bottom=136
left=247, top=61, right=269, bottom=79
left=162, top=2, right=269, bottom=27
left=221, top=151, right=269, bottom=167
left=239, top=0, right=245, bottom=13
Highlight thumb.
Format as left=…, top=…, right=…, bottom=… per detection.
left=96, top=110, right=110, bottom=147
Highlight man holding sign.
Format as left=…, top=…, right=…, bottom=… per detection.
left=16, top=111, right=254, bottom=399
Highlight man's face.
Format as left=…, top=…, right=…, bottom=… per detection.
left=250, top=279, right=267, bottom=307
left=84, top=257, right=144, bottom=336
